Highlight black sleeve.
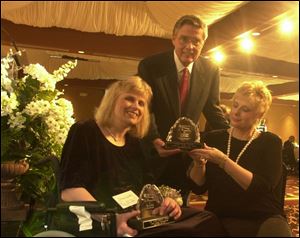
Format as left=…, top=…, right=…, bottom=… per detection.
left=135, top=140, right=156, bottom=184
left=59, top=122, right=96, bottom=192
left=247, top=134, right=283, bottom=195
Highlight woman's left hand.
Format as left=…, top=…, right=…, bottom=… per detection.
left=152, top=197, right=182, bottom=220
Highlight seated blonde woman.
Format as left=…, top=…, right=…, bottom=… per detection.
left=188, top=81, right=292, bottom=237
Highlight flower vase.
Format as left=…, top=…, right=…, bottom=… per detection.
left=1, top=161, right=29, bottom=219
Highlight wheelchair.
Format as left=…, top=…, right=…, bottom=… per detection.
left=32, top=157, right=117, bottom=237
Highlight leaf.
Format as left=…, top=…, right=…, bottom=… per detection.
left=36, top=90, right=58, bottom=101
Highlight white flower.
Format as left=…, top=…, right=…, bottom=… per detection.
left=1, top=56, right=14, bottom=93
left=23, top=63, right=49, bottom=80
left=24, top=100, right=51, bottom=117
left=56, top=98, right=74, bottom=117
left=8, top=112, right=26, bottom=130
left=53, top=60, right=77, bottom=82
left=1, top=91, right=19, bottom=116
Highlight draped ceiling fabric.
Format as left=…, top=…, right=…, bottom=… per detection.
left=1, top=1, right=299, bottom=100
left=1, top=1, right=246, bottom=37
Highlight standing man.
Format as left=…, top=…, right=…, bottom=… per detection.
left=138, top=15, right=229, bottom=202
left=283, top=135, right=297, bottom=174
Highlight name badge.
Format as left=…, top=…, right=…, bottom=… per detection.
left=112, top=190, right=139, bottom=209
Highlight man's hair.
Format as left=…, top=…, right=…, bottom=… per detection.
left=94, top=76, right=152, bottom=138
left=173, top=15, right=208, bottom=41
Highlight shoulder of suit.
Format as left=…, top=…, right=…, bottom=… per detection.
left=196, top=56, right=218, bottom=70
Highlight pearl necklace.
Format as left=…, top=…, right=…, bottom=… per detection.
left=226, top=127, right=258, bottom=164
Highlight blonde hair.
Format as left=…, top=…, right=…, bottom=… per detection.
left=94, top=76, right=152, bottom=138
left=233, top=81, right=272, bottom=118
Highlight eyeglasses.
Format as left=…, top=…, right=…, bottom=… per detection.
left=177, top=35, right=203, bottom=47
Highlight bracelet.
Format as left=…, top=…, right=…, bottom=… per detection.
left=219, top=156, right=228, bottom=170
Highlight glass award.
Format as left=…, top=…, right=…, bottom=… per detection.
left=127, top=184, right=175, bottom=230
left=164, top=117, right=204, bottom=151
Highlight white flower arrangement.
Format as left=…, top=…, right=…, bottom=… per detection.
left=1, top=50, right=77, bottom=163
left=1, top=50, right=78, bottom=205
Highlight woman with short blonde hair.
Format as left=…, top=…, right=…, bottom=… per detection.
left=233, top=80, right=272, bottom=123
left=188, top=80, right=292, bottom=237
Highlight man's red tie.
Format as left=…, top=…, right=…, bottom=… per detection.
left=179, top=68, right=189, bottom=109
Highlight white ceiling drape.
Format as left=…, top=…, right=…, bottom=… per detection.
left=1, top=1, right=246, bottom=38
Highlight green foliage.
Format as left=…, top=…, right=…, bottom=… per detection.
left=22, top=210, right=49, bottom=236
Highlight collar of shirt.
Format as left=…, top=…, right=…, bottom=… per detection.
left=173, top=50, right=193, bottom=76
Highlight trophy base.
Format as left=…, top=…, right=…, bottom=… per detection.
left=164, top=142, right=204, bottom=151
left=128, top=215, right=175, bottom=230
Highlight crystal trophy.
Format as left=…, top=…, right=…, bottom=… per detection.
left=127, top=184, right=175, bottom=230
left=164, top=117, right=204, bottom=151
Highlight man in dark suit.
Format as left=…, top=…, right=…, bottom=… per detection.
left=138, top=15, right=229, bottom=202
left=283, top=135, right=298, bottom=174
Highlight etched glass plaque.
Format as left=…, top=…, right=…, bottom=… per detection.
left=164, top=117, right=204, bottom=151
left=127, top=184, right=175, bottom=230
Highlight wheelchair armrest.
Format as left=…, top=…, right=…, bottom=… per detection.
left=53, top=201, right=117, bottom=236
left=56, top=201, right=118, bottom=213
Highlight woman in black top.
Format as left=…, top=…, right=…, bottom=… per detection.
left=188, top=81, right=292, bottom=237
left=60, top=76, right=225, bottom=236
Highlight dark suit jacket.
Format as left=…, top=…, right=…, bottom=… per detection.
left=138, top=51, right=229, bottom=141
left=137, top=51, right=229, bottom=195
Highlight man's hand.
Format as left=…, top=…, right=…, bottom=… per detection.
left=153, top=138, right=181, bottom=157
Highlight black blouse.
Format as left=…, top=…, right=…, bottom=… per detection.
left=60, top=120, right=152, bottom=209
left=194, top=129, right=284, bottom=219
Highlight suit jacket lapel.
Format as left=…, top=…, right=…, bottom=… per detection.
left=161, top=55, right=180, bottom=118
left=161, top=51, right=180, bottom=119
left=185, top=60, right=206, bottom=117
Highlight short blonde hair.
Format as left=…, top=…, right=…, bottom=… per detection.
left=233, top=81, right=272, bottom=118
left=94, top=76, right=152, bottom=138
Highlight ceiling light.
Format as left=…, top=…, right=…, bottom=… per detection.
left=252, top=32, right=260, bottom=36
left=212, top=50, right=225, bottom=64
left=280, top=19, right=294, bottom=35
left=280, top=19, right=294, bottom=34
left=78, top=51, right=85, bottom=54
left=240, top=38, right=254, bottom=53
left=50, top=55, right=61, bottom=58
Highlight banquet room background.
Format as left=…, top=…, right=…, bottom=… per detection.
left=1, top=1, right=299, bottom=143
